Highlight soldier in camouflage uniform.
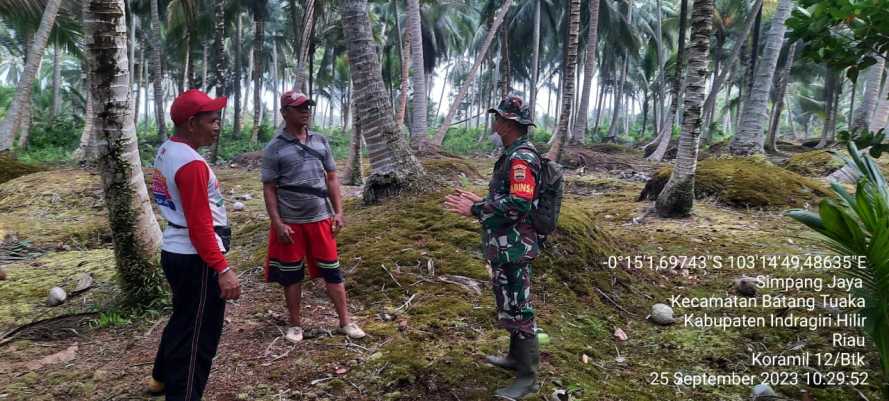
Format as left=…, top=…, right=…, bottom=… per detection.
left=444, top=95, right=541, bottom=400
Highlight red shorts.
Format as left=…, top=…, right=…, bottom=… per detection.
left=264, top=219, right=342, bottom=285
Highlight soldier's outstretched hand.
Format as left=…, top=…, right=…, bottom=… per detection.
left=455, top=188, right=482, bottom=202
left=444, top=193, right=475, bottom=217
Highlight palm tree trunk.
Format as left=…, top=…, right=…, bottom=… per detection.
left=202, top=43, right=209, bottom=90
left=765, top=42, right=797, bottom=154
left=406, top=0, right=428, bottom=139
left=343, top=94, right=364, bottom=186
left=86, top=0, right=164, bottom=304
left=396, top=33, right=411, bottom=128
left=641, top=91, right=650, bottom=136
left=0, top=0, right=62, bottom=152
left=233, top=14, right=243, bottom=138
left=341, top=0, right=426, bottom=203
left=702, top=32, right=724, bottom=141
left=669, top=0, right=689, bottom=125
left=593, top=80, right=606, bottom=134
left=272, top=42, right=279, bottom=128
left=149, top=0, right=167, bottom=140
left=572, top=0, right=601, bottom=145
left=702, top=0, right=763, bottom=140
left=607, top=54, right=628, bottom=142
left=546, top=0, right=581, bottom=161
left=250, top=7, right=265, bottom=143
left=293, top=0, right=316, bottom=92
left=871, top=73, right=889, bottom=131
left=135, top=48, right=143, bottom=129
left=816, top=69, right=839, bottom=148
left=435, top=61, right=453, bottom=120
left=430, top=0, right=512, bottom=146
left=51, top=46, right=62, bottom=119
left=655, top=0, right=715, bottom=217
left=529, top=0, right=541, bottom=121
left=74, top=24, right=98, bottom=164
left=852, top=58, right=885, bottom=131
left=499, top=23, right=511, bottom=97
left=209, top=0, right=226, bottom=163
left=729, top=0, right=793, bottom=155
left=744, top=6, right=762, bottom=100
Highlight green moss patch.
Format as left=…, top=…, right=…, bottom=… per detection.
left=0, top=154, right=44, bottom=185
left=0, top=169, right=109, bottom=246
left=784, top=150, right=845, bottom=176
left=639, top=157, right=828, bottom=209
left=0, top=249, right=117, bottom=331
left=420, top=156, right=483, bottom=180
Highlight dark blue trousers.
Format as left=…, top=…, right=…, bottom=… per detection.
left=152, top=251, right=225, bottom=401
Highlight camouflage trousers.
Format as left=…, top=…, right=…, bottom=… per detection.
left=492, top=262, right=535, bottom=339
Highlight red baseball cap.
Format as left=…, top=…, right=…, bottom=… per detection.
left=281, top=90, right=316, bottom=108
left=170, top=89, right=228, bottom=125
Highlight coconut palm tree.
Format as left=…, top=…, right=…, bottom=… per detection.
left=729, top=0, right=793, bottom=155
left=340, top=0, right=426, bottom=203
left=405, top=0, right=428, bottom=139
left=85, top=0, right=164, bottom=304
left=148, top=0, right=166, bottom=140
left=701, top=0, right=763, bottom=141
left=765, top=41, right=797, bottom=154
left=430, top=0, right=512, bottom=146
left=0, top=0, right=62, bottom=152
left=250, top=0, right=266, bottom=142
left=546, top=0, right=581, bottom=161
left=655, top=0, right=715, bottom=217
left=871, top=74, right=889, bottom=132
left=208, top=0, right=225, bottom=163
left=292, top=0, right=314, bottom=92
left=852, top=58, right=885, bottom=132
left=572, top=0, right=601, bottom=144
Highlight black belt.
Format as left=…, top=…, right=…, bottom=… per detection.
left=167, top=222, right=228, bottom=231
left=167, top=223, right=231, bottom=253
left=278, top=184, right=329, bottom=198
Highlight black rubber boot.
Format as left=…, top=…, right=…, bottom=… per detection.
left=485, top=334, right=518, bottom=370
left=495, top=335, right=539, bottom=400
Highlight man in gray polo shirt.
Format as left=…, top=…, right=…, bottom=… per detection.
left=261, top=90, right=365, bottom=343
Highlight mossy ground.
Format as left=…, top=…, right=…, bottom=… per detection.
left=784, top=150, right=846, bottom=177
left=0, top=169, right=109, bottom=247
left=0, top=156, right=883, bottom=401
left=0, top=154, right=43, bottom=185
left=640, top=157, right=829, bottom=209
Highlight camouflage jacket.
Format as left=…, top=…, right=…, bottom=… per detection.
left=471, top=136, right=541, bottom=267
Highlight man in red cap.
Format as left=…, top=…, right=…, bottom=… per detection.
left=148, top=89, right=241, bottom=401
left=261, top=90, right=365, bottom=343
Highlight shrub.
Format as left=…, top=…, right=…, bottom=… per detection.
left=787, top=142, right=889, bottom=398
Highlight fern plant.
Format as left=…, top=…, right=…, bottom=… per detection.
left=786, top=141, right=889, bottom=397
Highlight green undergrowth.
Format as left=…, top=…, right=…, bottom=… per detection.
left=639, top=157, right=829, bottom=209
left=784, top=149, right=846, bottom=176
left=0, top=154, right=44, bottom=185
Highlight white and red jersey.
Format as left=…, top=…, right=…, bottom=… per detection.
left=151, top=137, right=229, bottom=271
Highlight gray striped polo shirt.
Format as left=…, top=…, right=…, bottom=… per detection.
left=261, top=127, right=336, bottom=224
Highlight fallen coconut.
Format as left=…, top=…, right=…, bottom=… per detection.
left=648, top=303, right=676, bottom=325
left=751, top=383, right=776, bottom=400
left=613, top=327, right=628, bottom=341
left=734, top=276, right=757, bottom=297
left=48, top=287, right=67, bottom=306
left=73, top=272, right=93, bottom=293
left=0, top=267, right=6, bottom=280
